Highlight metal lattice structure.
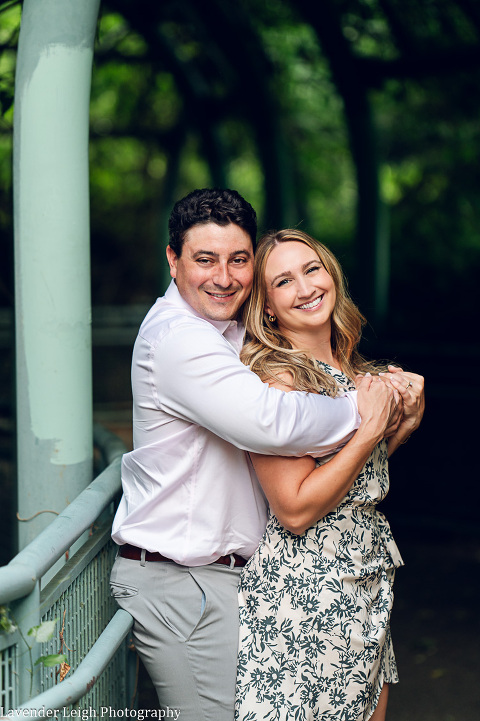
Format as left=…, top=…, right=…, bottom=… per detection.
left=0, top=429, right=133, bottom=714
left=0, top=531, right=131, bottom=715
left=0, top=638, right=17, bottom=711
left=39, top=526, right=129, bottom=716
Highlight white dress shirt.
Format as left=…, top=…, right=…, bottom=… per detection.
left=111, top=281, right=361, bottom=565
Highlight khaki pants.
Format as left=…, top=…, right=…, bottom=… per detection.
left=110, top=554, right=243, bottom=720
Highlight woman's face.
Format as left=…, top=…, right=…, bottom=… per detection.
left=264, top=241, right=336, bottom=337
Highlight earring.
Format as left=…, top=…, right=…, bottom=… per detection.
left=268, top=315, right=276, bottom=323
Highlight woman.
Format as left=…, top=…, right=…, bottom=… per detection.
left=235, top=229, right=424, bottom=721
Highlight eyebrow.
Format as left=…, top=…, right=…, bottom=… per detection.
left=270, top=259, right=320, bottom=286
left=192, top=249, right=252, bottom=259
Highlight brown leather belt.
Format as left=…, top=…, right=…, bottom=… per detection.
left=118, top=543, right=247, bottom=567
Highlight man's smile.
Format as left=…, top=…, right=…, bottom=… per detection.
left=205, top=289, right=239, bottom=299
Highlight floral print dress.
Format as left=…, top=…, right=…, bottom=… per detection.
left=235, top=364, right=404, bottom=721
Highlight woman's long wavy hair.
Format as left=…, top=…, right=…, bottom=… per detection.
left=240, top=229, right=386, bottom=396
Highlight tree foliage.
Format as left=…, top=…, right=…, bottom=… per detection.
left=0, top=0, right=479, bottom=340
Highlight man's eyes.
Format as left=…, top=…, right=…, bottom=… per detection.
left=196, top=257, right=249, bottom=265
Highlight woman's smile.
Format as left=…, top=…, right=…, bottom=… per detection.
left=295, top=293, right=325, bottom=311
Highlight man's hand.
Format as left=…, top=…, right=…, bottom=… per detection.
left=355, top=374, right=403, bottom=440
left=379, top=366, right=425, bottom=452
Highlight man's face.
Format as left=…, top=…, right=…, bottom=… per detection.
left=166, top=222, right=254, bottom=322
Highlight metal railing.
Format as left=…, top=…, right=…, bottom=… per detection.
left=0, top=425, right=133, bottom=717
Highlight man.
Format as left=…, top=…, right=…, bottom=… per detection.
left=110, top=188, right=399, bottom=719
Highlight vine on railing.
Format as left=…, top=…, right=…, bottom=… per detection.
left=0, top=605, right=70, bottom=696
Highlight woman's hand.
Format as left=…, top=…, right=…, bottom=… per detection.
left=379, top=366, right=425, bottom=454
left=356, top=374, right=402, bottom=443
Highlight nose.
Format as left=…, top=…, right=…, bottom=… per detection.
left=296, top=275, right=315, bottom=298
left=212, top=261, right=233, bottom=288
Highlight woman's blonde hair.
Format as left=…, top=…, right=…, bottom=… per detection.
left=240, top=228, right=385, bottom=396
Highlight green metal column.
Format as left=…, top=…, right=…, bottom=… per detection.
left=13, top=0, right=101, bottom=553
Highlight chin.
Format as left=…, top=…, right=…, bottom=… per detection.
left=206, top=307, right=237, bottom=321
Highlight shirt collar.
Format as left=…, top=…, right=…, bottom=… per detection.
left=164, top=280, right=245, bottom=346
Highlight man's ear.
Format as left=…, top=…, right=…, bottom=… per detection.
left=166, top=246, right=178, bottom=279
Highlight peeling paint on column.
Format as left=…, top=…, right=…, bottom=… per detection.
left=14, top=0, right=101, bottom=550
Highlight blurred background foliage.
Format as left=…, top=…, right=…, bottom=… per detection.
left=94, top=0, right=480, bottom=342
left=0, top=1, right=479, bottom=505
left=0, top=0, right=478, bottom=339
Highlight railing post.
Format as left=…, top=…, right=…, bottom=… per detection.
left=10, top=584, right=41, bottom=702
left=13, top=0, right=101, bottom=559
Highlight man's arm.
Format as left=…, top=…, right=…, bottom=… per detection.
left=149, top=321, right=360, bottom=457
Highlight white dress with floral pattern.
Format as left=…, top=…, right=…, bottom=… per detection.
left=235, top=364, right=404, bottom=721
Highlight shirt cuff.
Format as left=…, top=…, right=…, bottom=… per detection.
left=344, top=389, right=361, bottom=429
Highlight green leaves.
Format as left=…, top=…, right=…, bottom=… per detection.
left=0, top=605, right=16, bottom=634
left=28, top=619, right=69, bottom=672
left=35, top=653, right=68, bottom=668
left=27, top=619, right=58, bottom=643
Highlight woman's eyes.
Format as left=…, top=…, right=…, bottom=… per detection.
left=276, top=265, right=322, bottom=287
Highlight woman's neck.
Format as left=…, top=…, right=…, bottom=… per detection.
left=283, top=327, right=337, bottom=367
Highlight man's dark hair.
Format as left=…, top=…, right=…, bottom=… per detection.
left=168, top=188, right=257, bottom=256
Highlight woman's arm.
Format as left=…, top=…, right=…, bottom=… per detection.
left=250, top=375, right=398, bottom=535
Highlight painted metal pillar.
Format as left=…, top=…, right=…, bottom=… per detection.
left=13, top=0, right=101, bottom=553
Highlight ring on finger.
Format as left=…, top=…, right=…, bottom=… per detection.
left=405, top=381, right=413, bottom=389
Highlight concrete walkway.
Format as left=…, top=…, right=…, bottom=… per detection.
left=388, top=530, right=479, bottom=721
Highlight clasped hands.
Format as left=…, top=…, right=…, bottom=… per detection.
left=356, top=366, right=425, bottom=445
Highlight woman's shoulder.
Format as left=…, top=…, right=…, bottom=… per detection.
left=265, top=370, right=295, bottom=392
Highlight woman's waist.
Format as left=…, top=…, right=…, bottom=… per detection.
left=324, top=502, right=397, bottom=537
left=267, top=504, right=404, bottom=568
left=329, top=498, right=384, bottom=517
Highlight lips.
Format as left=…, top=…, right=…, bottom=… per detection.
left=205, top=290, right=237, bottom=299
left=296, top=294, right=324, bottom=310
